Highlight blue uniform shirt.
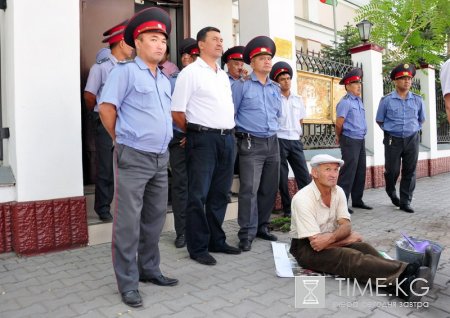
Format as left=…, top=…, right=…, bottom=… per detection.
left=169, top=71, right=183, bottom=133
left=376, top=91, right=426, bottom=138
left=99, top=56, right=173, bottom=153
left=232, top=72, right=282, bottom=138
left=336, top=93, right=367, bottom=140
left=84, top=54, right=118, bottom=112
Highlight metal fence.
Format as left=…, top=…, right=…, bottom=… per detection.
left=296, top=49, right=359, bottom=149
left=436, top=73, right=450, bottom=143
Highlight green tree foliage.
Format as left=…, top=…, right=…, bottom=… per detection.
left=321, top=23, right=361, bottom=61
left=355, top=0, right=450, bottom=69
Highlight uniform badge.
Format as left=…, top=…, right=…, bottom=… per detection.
left=404, top=64, right=409, bottom=69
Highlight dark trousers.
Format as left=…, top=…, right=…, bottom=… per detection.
left=112, top=144, right=168, bottom=293
left=337, top=135, right=366, bottom=204
left=94, top=115, right=114, bottom=217
left=278, top=138, right=311, bottom=213
left=290, top=238, right=407, bottom=285
left=383, top=132, right=419, bottom=205
left=185, top=131, right=234, bottom=257
left=237, top=134, right=280, bottom=241
left=169, top=131, right=187, bottom=237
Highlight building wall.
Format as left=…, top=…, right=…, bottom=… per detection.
left=1, top=0, right=83, bottom=203
left=190, top=0, right=234, bottom=51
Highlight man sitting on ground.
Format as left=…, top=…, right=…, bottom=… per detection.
left=289, top=154, right=431, bottom=302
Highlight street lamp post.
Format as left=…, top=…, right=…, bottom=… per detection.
left=356, top=20, right=373, bottom=43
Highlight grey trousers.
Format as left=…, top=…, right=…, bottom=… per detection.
left=290, top=238, right=407, bottom=285
left=112, top=144, right=168, bottom=293
left=237, top=134, right=280, bottom=241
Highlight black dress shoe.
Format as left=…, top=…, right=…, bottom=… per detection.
left=99, top=212, right=113, bottom=222
left=352, top=202, right=373, bottom=210
left=390, top=195, right=400, bottom=207
left=348, top=208, right=354, bottom=214
left=400, top=204, right=414, bottom=213
left=283, top=211, right=291, bottom=218
left=256, top=229, right=278, bottom=241
left=174, top=234, right=186, bottom=248
left=121, top=290, right=142, bottom=307
left=238, top=239, right=252, bottom=252
left=140, top=275, right=178, bottom=286
left=209, top=243, right=241, bottom=255
left=190, top=253, right=217, bottom=265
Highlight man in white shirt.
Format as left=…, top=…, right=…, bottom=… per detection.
left=440, top=59, right=450, bottom=123
left=289, top=154, right=431, bottom=302
left=270, top=61, right=311, bottom=217
left=171, top=26, right=241, bottom=266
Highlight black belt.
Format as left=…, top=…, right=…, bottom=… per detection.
left=187, top=123, right=233, bottom=135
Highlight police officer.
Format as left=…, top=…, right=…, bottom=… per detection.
left=232, top=36, right=281, bottom=252
left=335, top=68, right=372, bottom=214
left=376, top=63, right=426, bottom=213
left=84, top=20, right=133, bottom=222
left=270, top=61, right=311, bottom=217
left=99, top=8, right=178, bottom=307
left=222, top=46, right=247, bottom=84
left=168, top=37, right=199, bottom=249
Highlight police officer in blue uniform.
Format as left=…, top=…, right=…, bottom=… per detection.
left=336, top=68, right=372, bottom=214
left=376, top=63, right=426, bottom=213
left=84, top=20, right=133, bottom=222
left=168, top=37, right=199, bottom=249
left=270, top=61, right=311, bottom=217
left=232, top=36, right=281, bottom=252
left=222, top=46, right=246, bottom=84
left=99, top=8, right=178, bottom=307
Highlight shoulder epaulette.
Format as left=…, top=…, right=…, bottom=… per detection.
left=411, top=92, right=422, bottom=98
left=96, top=57, right=109, bottom=64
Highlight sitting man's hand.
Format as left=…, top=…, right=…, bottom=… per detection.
left=309, top=233, right=335, bottom=252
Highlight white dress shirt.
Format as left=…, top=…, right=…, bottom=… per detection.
left=276, top=93, right=306, bottom=140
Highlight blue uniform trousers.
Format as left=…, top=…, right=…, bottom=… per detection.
left=337, top=135, right=367, bottom=204
left=112, top=144, right=168, bottom=293
left=383, top=131, right=420, bottom=205
left=237, top=134, right=280, bottom=241
left=93, top=113, right=114, bottom=217
left=168, top=130, right=187, bottom=237
left=278, top=138, right=311, bottom=213
left=185, top=130, right=234, bottom=257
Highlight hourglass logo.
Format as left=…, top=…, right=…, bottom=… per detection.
left=295, top=276, right=325, bottom=308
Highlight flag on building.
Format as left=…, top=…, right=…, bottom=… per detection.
left=320, top=0, right=337, bottom=5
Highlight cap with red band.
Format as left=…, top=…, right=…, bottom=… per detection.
left=124, top=7, right=172, bottom=48
left=243, top=36, right=276, bottom=64
left=222, top=46, right=245, bottom=65
left=102, top=20, right=128, bottom=45
left=270, top=61, right=293, bottom=81
left=390, top=63, right=416, bottom=80
left=179, top=37, right=199, bottom=56
left=339, top=68, right=363, bottom=85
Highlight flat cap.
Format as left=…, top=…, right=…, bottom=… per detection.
left=339, top=68, right=363, bottom=85
left=124, top=7, right=171, bottom=48
left=390, top=63, right=416, bottom=80
left=310, top=154, right=344, bottom=167
left=270, top=61, right=293, bottom=81
left=243, top=36, right=276, bottom=64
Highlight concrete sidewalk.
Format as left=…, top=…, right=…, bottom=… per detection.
left=1, top=174, right=450, bottom=318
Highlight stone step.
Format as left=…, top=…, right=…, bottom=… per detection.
left=86, top=176, right=240, bottom=246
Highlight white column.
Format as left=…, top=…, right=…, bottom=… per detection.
left=2, top=0, right=83, bottom=202
left=238, top=0, right=296, bottom=92
left=350, top=44, right=385, bottom=166
left=416, top=67, right=437, bottom=155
